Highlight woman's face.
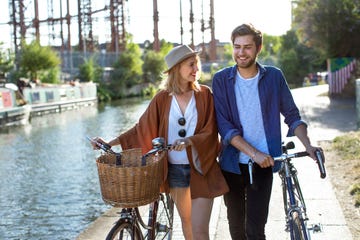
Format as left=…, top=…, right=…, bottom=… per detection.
left=178, top=56, right=199, bottom=85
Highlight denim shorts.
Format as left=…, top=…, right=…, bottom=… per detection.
left=167, top=164, right=191, bottom=188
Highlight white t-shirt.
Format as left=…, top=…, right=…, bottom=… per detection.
left=167, top=92, right=198, bottom=164
left=235, top=71, right=269, bottom=164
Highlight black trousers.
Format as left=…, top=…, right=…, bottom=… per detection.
left=222, top=163, right=273, bottom=240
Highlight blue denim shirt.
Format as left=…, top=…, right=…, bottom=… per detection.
left=212, top=63, right=306, bottom=174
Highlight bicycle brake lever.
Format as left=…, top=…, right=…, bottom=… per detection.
left=248, top=160, right=254, bottom=185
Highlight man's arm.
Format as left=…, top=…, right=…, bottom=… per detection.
left=230, top=135, right=274, bottom=168
left=294, top=124, right=318, bottom=160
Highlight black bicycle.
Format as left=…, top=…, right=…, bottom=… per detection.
left=89, top=137, right=174, bottom=240
left=274, top=141, right=326, bottom=240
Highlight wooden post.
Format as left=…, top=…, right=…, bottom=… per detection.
left=356, top=79, right=360, bottom=129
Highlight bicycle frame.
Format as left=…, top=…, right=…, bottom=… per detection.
left=278, top=157, right=310, bottom=240
left=273, top=141, right=325, bottom=240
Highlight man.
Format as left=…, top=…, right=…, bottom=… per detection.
left=212, top=23, right=320, bottom=240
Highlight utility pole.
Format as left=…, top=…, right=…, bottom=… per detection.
left=189, top=0, right=194, bottom=49
left=153, top=0, right=160, bottom=51
left=33, top=0, right=40, bottom=41
left=179, top=0, right=183, bottom=44
left=209, top=0, right=216, bottom=61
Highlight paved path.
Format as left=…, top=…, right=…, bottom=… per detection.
left=77, top=84, right=357, bottom=240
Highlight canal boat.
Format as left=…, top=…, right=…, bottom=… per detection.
left=0, top=81, right=31, bottom=127
left=22, top=81, right=97, bottom=116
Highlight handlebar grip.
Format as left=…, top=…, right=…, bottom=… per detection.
left=315, top=150, right=326, bottom=179
left=294, top=151, right=309, bottom=158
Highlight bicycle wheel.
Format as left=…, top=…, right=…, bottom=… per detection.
left=151, top=193, right=174, bottom=239
left=289, top=211, right=309, bottom=240
left=106, top=219, right=143, bottom=240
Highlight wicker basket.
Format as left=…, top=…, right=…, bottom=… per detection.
left=96, top=148, right=165, bottom=208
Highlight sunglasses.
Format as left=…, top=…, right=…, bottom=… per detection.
left=178, top=117, right=186, bottom=137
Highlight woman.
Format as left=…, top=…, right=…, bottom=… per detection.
left=92, top=45, right=228, bottom=240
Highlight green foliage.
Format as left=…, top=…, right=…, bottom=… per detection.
left=78, top=56, right=103, bottom=82
left=19, top=40, right=61, bottom=82
left=141, top=83, right=158, bottom=97
left=278, top=30, right=324, bottom=86
left=349, top=183, right=360, bottom=207
left=259, top=34, right=281, bottom=63
left=39, top=67, right=60, bottom=84
left=110, top=40, right=143, bottom=98
left=142, top=50, right=166, bottom=83
left=223, top=43, right=235, bottom=66
left=332, top=131, right=360, bottom=160
left=159, top=40, right=173, bottom=56
left=0, top=42, right=14, bottom=75
left=293, top=0, right=360, bottom=58
left=97, top=85, right=112, bottom=102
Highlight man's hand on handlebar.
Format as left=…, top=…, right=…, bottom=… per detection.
left=254, top=151, right=274, bottom=168
left=306, top=146, right=325, bottom=163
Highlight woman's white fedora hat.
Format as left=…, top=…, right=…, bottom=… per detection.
left=164, top=45, right=200, bottom=73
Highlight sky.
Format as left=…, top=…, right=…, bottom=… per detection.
left=0, top=0, right=292, bottom=50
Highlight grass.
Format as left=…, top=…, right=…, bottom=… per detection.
left=332, top=131, right=360, bottom=207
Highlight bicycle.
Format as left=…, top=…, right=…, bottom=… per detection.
left=88, top=136, right=174, bottom=240
left=274, top=141, right=326, bottom=240
left=248, top=141, right=326, bottom=240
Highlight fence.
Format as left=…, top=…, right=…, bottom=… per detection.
left=59, top=51, right=120, bottom=81
left=327, top=57, right=357, bottom=94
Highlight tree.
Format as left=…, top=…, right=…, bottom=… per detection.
left=19, top=40, right=61, bottom=82
left=142, top=50, right=166, bottom=83
left=110, top=38, right=143, bottom=97
left=259, top=34, right=281, bottom=66
left=0, top=42, right=14, bottom=76
left=142, top=41, right=172, bottom=84
left=78, top=56, right=103, bottom=82
left=293, top=0, right=360, bottom=58
left=278, top=30, right=324, bottom=86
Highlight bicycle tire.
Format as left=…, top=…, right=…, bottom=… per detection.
left=106, top=219, right=143, bottom=240
left=153, top=193, right=174, bottom=239
left=290, top=211, right=309, bottom=240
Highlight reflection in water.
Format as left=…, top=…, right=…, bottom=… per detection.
left=0, top=98, right=150, bottom=239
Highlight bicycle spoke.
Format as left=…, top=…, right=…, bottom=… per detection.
left=155, top=194, right=174, bottom=239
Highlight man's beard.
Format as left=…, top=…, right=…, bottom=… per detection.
left=235, top=57, right=256, bottom=69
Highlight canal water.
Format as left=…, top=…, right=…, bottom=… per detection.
left=0, top=97, right=150, bottom=240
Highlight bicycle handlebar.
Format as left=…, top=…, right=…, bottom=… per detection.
left=273, top=148, right=326, bottom=179
left=87, top=136, right=116, bottom=154
left=315, top=150, right=326, bottom=179
left=88, top=136, right=172, bottom=166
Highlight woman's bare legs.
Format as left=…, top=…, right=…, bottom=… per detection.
left=192, top=197, right=214, bottom=240
left=170, top=187, right=193, bottom=240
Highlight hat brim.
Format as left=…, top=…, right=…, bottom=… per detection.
left=163, top=51, right=200, bottom=73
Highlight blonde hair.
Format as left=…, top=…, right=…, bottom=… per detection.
left=162, top=55, right=201, bottom=95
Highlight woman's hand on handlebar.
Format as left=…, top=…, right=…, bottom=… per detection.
left=171, top=138, right=192, bottom=151
left=90, top=137, right=108, bottom=150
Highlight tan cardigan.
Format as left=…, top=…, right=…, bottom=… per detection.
left=118, top=85, right=229, bottom=199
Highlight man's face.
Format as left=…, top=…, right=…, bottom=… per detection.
left=232, top=35, right=259, bottom=69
